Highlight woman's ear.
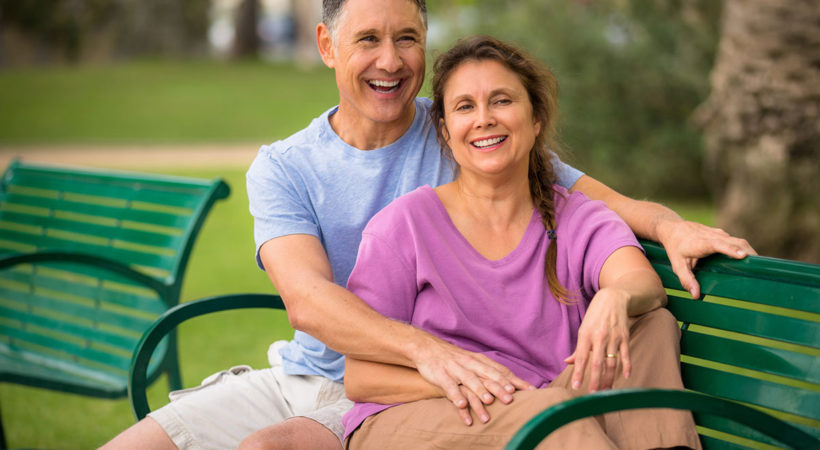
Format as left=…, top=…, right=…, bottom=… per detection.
left=440, top=119, right=450, bottom=143
left=533, top=117, right=542, bottom=137
left=317, top=23, right=335, bottom=68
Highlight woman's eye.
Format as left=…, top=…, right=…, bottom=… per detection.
left=456, top=104, right=473, bottom=111
left=495, top=98, right=512, bottom=105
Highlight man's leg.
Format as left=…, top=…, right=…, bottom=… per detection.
left=101, top=365, right=326, bottom=450
left=100, top=417, right=176, bottom=450
left=239, top=418, right=340, bottom=450
left=240, top=376, right=353, bottom=450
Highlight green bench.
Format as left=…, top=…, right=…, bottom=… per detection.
left=0, top=159, right=229, bottom=448
left=128, top=241, right=819, bottom=449
left=509, top=240, right=820, bottom=450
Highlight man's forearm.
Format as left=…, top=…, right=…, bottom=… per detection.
left=281, top=276, right=431, bottom=367
left=571, top=175, right=681, bottom=242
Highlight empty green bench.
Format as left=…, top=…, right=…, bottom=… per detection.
left=0, top=159, right=229, bottom=448
left=509, top=240, right=820, bottom=450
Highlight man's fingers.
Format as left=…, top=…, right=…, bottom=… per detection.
left=461, top=385, right=490, bottom=424
left=482, top=379, right=513, bottom=404
left=670, top=255, right=700, bottom=299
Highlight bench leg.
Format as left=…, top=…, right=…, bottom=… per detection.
left=0, top=400, right=7, bottom=450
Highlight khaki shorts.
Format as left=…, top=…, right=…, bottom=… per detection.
left=149, top=341, right=353, bottom=449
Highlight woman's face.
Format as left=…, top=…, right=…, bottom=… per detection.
left=441, top=59, right=540, bottom=181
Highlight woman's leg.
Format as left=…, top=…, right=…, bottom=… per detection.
left=347, top=388, right=616, bottom=450
left=551, top=308, right=701, bottom=449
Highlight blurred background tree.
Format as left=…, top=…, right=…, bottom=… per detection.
left=430, top=0, right=723, bottom=201
left=696, top=0, right=819, bottom=263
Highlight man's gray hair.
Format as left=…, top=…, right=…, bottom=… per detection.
left=322, top=0, right=428, bottom=40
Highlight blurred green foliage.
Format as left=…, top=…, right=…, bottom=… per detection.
left=430, top=0, right=722, bottom=199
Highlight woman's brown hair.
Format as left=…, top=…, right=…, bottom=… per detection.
left=431, top=35, right=572, bottom=303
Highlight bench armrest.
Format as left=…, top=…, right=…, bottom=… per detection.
left=506, top=388, right=819, bottom=450
left=0, top=251, right=170, bottom=299
left=128, top=293, right=287, bottom=420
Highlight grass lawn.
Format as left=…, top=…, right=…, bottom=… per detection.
left=0, top=60, right=337, bottom=145
left=0, top=60, right=719, bottom=448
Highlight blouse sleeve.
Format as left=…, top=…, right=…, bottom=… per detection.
left=347, top=217, right=419, bottom=323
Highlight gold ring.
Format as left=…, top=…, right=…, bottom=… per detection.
left=606, top=353, right=617, bottom=358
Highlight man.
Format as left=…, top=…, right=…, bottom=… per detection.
left=103, top=1, right=753, bottom=449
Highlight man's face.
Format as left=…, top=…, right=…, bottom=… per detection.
left=319, top=0, right=426, bottom=130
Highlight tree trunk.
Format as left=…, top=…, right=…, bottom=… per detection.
left=697, top=0, right=820, bottom=263
left=232, top=0, right=259, bottom=59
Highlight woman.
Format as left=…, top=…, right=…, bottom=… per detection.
left=341, top=35, right=700, bottom=449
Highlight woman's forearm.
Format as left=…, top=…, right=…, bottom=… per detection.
left=345, top=357, right=443, bottom=404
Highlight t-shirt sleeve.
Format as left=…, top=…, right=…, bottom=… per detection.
left=562, top=195, right=641, bottom=300
left=346, top=217, right=418, bottom=323
left=551, top=152, right=584, bottom=189
left=247, top=146, right=320, bottom=269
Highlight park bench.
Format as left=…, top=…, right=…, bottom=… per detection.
left=508, top=240, right=820, bottom=449
left=0, top=159, right=229, bottom=449
left=128, top=241, right=819, bottom=449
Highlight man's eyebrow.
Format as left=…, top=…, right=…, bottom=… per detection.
left=352, top=27, right=422, bottom=39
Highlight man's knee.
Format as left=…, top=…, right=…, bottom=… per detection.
left=238, top=418, right=341, bottom=450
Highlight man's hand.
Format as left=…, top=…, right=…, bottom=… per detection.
left=656, top=219, right=756, bottom=299
left=410, top=334, right=534, bottom=425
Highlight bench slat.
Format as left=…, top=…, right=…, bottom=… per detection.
left=0, top=305, right=137, bottom=351
left=0, top=210, right=182, bottom=250
left=650, top=262, right=820, bottom=314
left=0, top=324, right=131, bottom=373
left=8, top=168, right=211, bottom=208
left=0, top=267, right=164, bottom=313
left=694, top=413, right=787, bottom=448
left=0, top=192, right=191, bottom=229
left=0, top=229, right=175, bottom=271
left=0, top=286, right=155, bottom=332
left=681, top=363, right=820, bottom=421
left=680, top=329, right=820, bottom=384
left=667, top=295, right=818, bottom=347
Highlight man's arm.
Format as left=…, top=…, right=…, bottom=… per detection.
left=259, top=235, right=530, bottom=412
left=571, top=175, right=756, bottom=298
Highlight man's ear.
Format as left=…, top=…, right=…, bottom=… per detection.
left=317, top=23, right=335, bottom=68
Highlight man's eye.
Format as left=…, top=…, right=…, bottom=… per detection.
left=360, top=36, right=377, bottom=43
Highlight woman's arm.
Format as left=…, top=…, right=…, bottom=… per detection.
left=565, top=245, right=666, bottom=393
left=344, top=357, right=441, bottom=404
left=345, top=357, right=500, bottom=426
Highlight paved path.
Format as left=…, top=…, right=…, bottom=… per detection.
left=0, top=143, right=261, bottom=170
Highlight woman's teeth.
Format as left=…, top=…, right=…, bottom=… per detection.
left=472, top=136, right=506, bottom=148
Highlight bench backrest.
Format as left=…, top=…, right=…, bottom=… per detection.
left=0, top=160, right=229, bottom=396
left=641, top=240, right=820, bottom=449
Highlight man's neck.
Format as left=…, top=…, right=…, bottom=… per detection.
left=328, top=103, right=417, bottom=150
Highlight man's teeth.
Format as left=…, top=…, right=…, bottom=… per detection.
left=473, top=137, right=506, bottom=148
left=370, top=80, right=400, bottom=92
left=370, top=80, right=400, bottom=87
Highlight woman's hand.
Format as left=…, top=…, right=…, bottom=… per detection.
left=564, top=287, right=632, bottom=392
left=564, top=246, right=667, bottom=392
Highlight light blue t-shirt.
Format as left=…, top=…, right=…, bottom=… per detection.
left=246, top=97, right=583, bottom=381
